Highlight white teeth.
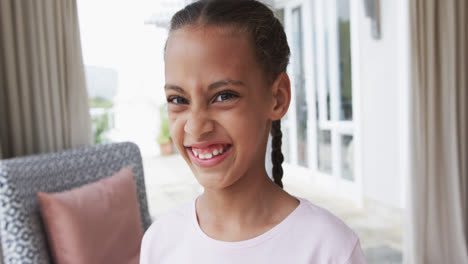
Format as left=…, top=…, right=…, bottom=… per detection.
left=193, top=145, right=228, bottom=160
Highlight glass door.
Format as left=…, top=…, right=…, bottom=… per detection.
left=277, top=0, right=361, bottom=202
left=291, top=6, right=309, bottom=167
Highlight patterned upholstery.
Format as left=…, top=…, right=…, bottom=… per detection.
left=0, top=142, right=152, bottom=264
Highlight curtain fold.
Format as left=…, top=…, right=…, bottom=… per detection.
left=0, top=0, right=92, bottom=159
left=408, top=0, right=468, bottom=263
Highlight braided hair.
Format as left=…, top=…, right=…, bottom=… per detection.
left=168, top=0, right=290, bottom=188
left=271, top=120, right=284, bottom=188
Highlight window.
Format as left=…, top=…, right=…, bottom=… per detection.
left=78, top=0, right=180, bottom=156
left=317, top=129, right=332, bottom=173
left=315, top=0, right=355, bottom=181
left=291, top=7, right=308, bottom=167
left=337, top=0, right=353, bottom=121
left=341, top=134, right=354, bottom=180
left=279, top=0, right=356, bottom=184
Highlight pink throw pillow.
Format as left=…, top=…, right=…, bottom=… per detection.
left=37, top=166, right=143, bottom=264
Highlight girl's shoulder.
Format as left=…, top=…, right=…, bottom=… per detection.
left=291, top=196, right=360, bottom=251
left=141, top=198, right=193, bottom=244
left=140, top=199, right=194, bottom=262
left=295, top=197, right=353, bottom=228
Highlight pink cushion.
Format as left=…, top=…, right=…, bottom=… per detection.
left=37, top=166, right=143, bottom=264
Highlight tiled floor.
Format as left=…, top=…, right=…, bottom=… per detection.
left=142, top=154, right=404, bottom=264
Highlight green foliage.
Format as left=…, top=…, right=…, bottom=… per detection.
left=89, top=97, right=113, bottom=109
left=157, top=104, right=171, bottom=144
left=89, top=97, right=113, bottom=144
left=92, top=114, right=110, bottom=144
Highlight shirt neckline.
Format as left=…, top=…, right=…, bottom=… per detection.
left=190, top=194, right=305, bottom=249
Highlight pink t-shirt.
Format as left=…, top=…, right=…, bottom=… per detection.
left=140, top=196, right=367, bottom=264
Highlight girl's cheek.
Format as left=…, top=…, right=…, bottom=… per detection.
left=168, top=115, right=182, bottom=141
left=168, top=115, right=176, bottom=128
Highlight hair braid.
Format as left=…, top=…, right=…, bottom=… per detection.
left=271, top=120, right=284, bottom=188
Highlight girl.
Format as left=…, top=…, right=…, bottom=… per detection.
left=140, top=0, right=367, bottom=263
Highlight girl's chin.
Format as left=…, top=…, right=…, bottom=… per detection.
left=193, top=172, right=234, bottom=190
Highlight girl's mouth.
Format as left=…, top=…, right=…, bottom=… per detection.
left=186, top=144, right=232, bottom=168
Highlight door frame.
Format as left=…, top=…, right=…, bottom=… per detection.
left=274, top=0, right=363, bottom=206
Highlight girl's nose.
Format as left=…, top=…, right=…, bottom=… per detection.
left=184, top=112, right=214, bottom=139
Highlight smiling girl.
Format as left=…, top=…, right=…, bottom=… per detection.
left=140, top=0, right=366, bottom=263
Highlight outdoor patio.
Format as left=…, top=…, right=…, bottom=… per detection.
left=142, top=154, right=404, bottom=264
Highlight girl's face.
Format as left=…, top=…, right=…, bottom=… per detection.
left=164, top=26, right=277, bottom=190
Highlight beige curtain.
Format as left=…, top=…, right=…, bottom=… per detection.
left=0, top=0, right=92, bottom=159
left=408, top=0, right=468, bottom=263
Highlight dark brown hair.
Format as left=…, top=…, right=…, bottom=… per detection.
left=168, top=0, right=290, bottom=188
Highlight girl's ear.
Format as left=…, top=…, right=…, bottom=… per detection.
left=269, top=72, right=291, bottom=121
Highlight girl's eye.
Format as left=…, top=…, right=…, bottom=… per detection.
left=214, top=91, right=239, bottom=103
left=168, top=96, right=189, bottom=105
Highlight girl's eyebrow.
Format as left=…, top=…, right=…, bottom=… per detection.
left=165, top=79, right=245, bottom=93
left=208, top=79, right=245, bottom=90
left=164, top=84, right=186, bottom=94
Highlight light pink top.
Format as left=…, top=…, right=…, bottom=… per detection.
left=140, top=196, right=367, bottom=264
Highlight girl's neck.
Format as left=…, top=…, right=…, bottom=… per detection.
left=198, top=167, right=281, bottom=225
left=195, top=166, right=300, bottom=242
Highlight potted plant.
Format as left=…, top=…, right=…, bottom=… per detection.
left=157, top=104, right=174, bottom=155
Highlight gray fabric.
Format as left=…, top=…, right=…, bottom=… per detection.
left=0, top=0, right=92, bottom=159
left=408, top=0, right=468, bottom=263
left=0, top=142, right=152, bottom=264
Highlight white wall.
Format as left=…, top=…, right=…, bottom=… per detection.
left=356, top=0, right=409, bottom=209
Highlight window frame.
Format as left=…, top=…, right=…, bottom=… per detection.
left=275, top=0, right=363, bottom=204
